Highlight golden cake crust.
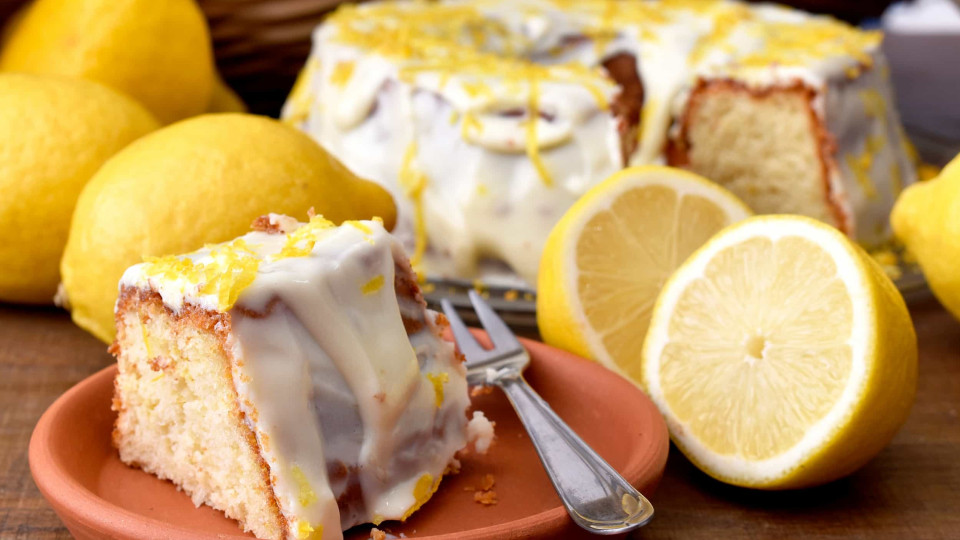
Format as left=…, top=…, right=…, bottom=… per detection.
left=111, top=286, right=288, bottom=537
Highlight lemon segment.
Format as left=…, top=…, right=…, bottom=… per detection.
left=537, top=165, right=752, bottom=377
left=642, top=215, right=917, bottom=488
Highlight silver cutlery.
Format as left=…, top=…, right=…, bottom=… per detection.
left=441, top=290, right=655, bottom=535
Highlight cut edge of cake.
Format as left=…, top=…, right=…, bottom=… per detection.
left=110, top=214, right=482, bottom=540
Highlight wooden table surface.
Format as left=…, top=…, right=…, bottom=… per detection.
left=1, top=297, right=958, bottom=539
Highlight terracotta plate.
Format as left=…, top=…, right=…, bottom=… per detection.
left=30, top=334, right=669, bottom=540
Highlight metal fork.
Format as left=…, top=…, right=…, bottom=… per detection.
left=441, top=290, right=655, bottom=535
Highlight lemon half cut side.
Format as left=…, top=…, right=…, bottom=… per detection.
left=641, top=215, right=917, bottom=489
left=537, top=165, right=752, bottom=380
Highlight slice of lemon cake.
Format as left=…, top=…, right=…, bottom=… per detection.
left=110, top=214, right=471, bottom=540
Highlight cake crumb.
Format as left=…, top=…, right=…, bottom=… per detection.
left=480, top=473, right=495, bottom=491
left=370, top=527, right=387, bottom=540
left=467, top=411, right=495, bottom=454
left=251, top=213, right=300, bottom=234
left=444, top=458, right=462, bottom=475
left=474, top=489, right=498, bottom=505
left=470, top=386, right=494, bottom=397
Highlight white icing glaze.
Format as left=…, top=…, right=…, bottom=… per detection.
left=121, top=216, right=469, bottom=539
left=283, top=0, right=916, bottom=285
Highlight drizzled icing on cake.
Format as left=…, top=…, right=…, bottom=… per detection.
left=121, top=215, right=470, bottom=540
left=283, top=0, right=911, bottom=283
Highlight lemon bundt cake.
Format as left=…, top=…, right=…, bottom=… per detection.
left=283, top=0, right=917, bottom=285
left=110, top=214, right=477, bottom=540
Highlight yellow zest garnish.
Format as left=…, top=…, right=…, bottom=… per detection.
left=141, top=238, right=260, bottom=311
left=273, top=215, right=335, bottom=261
left=845, top=134, right=883, bottom=200
left=330, top=60, right=355, bottom=87
left=345, top=220, right=376, bottom=244
left=291, top=465, right=318, bottom=507
left=738, top=21, right=880, bottom=70
left=401, top=473, right=440, bottom=521
left=294, top=520, right=322, bottom=540
left=284, top=59, right=321, bottom=125
left=525, top=78, right=553, bottom=186
left=362, top=275, right=385, bottom=295
left=399, top=142, right=429, bottom=269
left=476, top=183, right=488, bottom=196
left=461, top=112, right=483, bottom=137
left=690, top=3, right=752, bottom=64
left=426, top=372, right=449, bottom=407
left=345, top=220, right=372, bottom=235
left=461, top=79, right=492, bottom=98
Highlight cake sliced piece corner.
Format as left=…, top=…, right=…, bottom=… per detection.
left=111, top=213, right=473, bottom=540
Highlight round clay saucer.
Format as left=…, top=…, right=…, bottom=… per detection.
left=29, top=333, right=669, bottom=540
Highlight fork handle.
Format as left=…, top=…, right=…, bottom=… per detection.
left=497, top=372, right=655, bottom=534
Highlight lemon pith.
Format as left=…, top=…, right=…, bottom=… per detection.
left=642, top=215, right=917, bottom=489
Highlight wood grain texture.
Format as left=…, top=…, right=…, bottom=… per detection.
left=0, top=297, right=957, bottom=539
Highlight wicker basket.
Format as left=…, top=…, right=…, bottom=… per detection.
left=199, top=0, right=345, bottom=115
left=0, top=0, right=894, bottom=117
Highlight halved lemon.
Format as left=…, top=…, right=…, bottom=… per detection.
left=537, top=165, right=752, bottom=380
left=642, top=215, right=917, bottom=489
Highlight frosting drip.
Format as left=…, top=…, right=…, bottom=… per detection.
left=283, top=0, right=915, bottom=285
left=121, top=216, right=469, bottom=539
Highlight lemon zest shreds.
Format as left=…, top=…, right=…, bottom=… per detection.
left=330, top=60, right=355, bottom=87
left=291, top=465, right=318, bottom=507
left=426, top=372, right=449, bottom=407
left=273, top=215, right=336, bottom=261
left=345, top=220, right=372, bottom=235
left=295, top=520, right=323, bottom=540
left=525, top=78, right=553, bottom=187
left=400, top=142, right=429, bottom=269
left=362, top=275, right=385, bottom=295
left=141, top=238, right=261, bottom=311
left=846, top=134, right=883, bottom=200
left=738, top=21, right=880, bottom=71
left=326, top=1, right=615, bottom=113
left=402, top=473, right=441, bottom=520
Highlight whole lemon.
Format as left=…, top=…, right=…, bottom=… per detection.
left=60, top=113, right=397, bottom=343
left=892, top=154, right=960, bottom=321
left=0, top=73, right=158, bottom=304
left=0, top=0, right=215, bottom=124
